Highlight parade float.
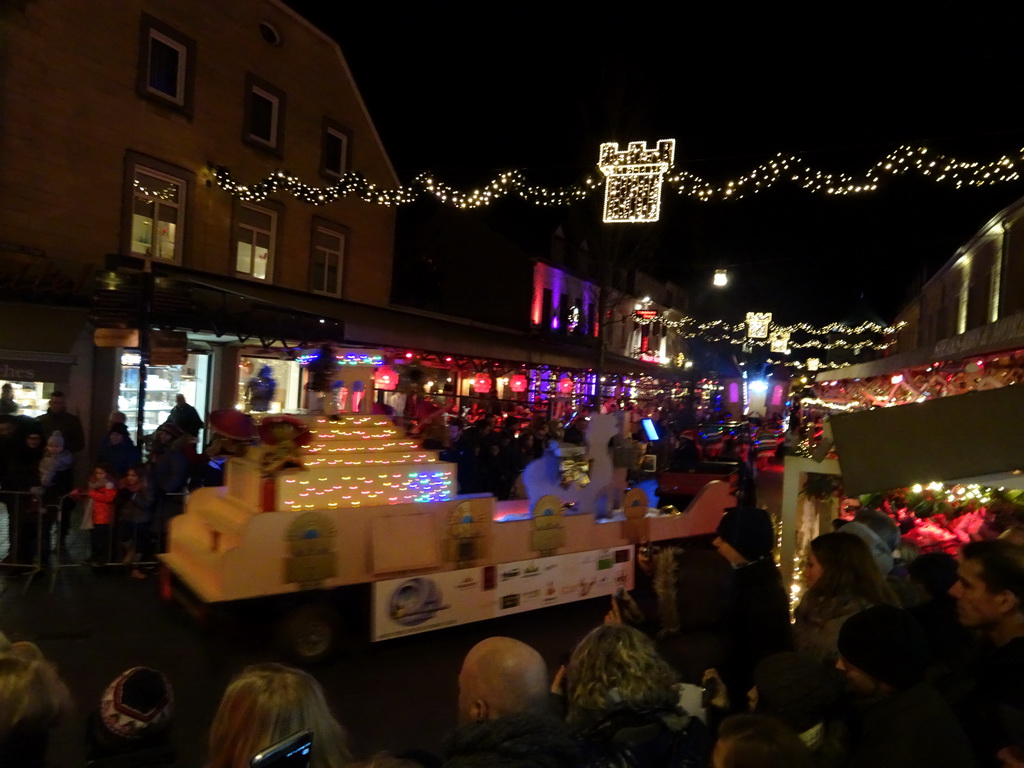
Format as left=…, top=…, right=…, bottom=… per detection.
left=159, top=351, right=735, bottom=662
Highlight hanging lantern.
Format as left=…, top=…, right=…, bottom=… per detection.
left=473, top=372, right=492, bottom=393
left=558, top=375, right=575, bottom=394
left=509, top=373, right=528, bottom=393
left=374, top=365, right=398, bottom=391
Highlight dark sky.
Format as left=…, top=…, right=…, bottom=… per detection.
left=283, top=2, right=1024, bottom=325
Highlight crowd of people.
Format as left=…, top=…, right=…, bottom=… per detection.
left=3, top=501, right=1024, bottom=767
left=0, top=392, right=204, bottom=575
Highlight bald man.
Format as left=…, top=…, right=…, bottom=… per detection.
left=457, top=636, right=551, bottom=723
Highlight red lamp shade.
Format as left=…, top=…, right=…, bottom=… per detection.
left=375, top=366, right=398, bottom=391
left=558, top=376, right=575, bottom=394
left=473, top=372, right=492, bottom=393
left=509, top=373, right=528, bottom=393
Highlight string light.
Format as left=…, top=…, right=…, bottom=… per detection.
left=746, top=312, right=773, bottom=339
left=213, top=143, right=1024, bottom=211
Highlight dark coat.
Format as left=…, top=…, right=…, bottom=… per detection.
left=573, top=706, right=712, bottom=768
left=722, top=556, right=794, bottom=701
left=443, top=713, right=580, bottom=768
left=848, top=682, right=976, bottom=768
left=955, top=636, right=1024, bottom=766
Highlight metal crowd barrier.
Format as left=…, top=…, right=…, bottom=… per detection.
left=1, top=488, right=188, bottom=592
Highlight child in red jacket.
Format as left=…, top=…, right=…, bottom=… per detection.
left=72, top=463, right=119, bottom=566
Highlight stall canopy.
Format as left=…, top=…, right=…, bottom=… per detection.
left=830, top=384, right=1024, bottom=496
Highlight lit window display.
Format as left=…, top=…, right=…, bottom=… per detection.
left=0, top=380, right=55, bottom=418
left=119, top=352, right=210, bottom=438
left=237, top=355, right=301, bottom=413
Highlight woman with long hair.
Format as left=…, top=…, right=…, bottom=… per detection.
left=561, top=624, right=711, bottom=768
left=793, top=532, right=899, bottom=663
left=206, top=663, right=351, bottom=768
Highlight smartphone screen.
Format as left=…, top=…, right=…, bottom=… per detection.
left=250, top=730, right=313, bottom=768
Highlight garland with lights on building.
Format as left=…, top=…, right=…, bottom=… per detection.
left=212, top=143, right=1024, bottom=209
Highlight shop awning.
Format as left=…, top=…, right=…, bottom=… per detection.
left=829, top=384, right=1024, bottom=495
left=0, top=302, right=88, bottom=355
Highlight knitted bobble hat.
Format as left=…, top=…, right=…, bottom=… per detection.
left=47, top=430, right=64, bottom=449
left=99, top=667, right=173, bottom=742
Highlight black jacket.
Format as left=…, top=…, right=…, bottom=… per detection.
left=443, top=713, right=580, bottom=768
left=848, top=682, right=976, bottom=768
left=573, top=705, right=711, bottom=768
left=956, top=636, right=1024, bottom=766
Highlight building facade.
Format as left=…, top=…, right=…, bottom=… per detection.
left=0, top=0, right=398, bottom=443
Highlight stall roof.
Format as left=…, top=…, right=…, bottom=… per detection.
left=829, top=384, right=1024, bottom=495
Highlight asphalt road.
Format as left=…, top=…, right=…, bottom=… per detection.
left=0, top=564, right=611, bottom=768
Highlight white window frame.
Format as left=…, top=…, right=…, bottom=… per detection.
left=323, top=127, right=349, bottom=178
left=311, top=225, right=345, bottom=296
left=235, top=203, right=276, bottom=281
left=146, top=29, right=187, bottom=106
left=130, top=165, right=185, bottom=265
left=249, top=86, right=280, bottom=148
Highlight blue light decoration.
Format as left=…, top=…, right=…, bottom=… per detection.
left=296, top=350, right=384, bottom=366
left=408, top=470, right=453, bottom=503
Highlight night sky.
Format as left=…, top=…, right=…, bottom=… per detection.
left=283, top=2, right=1024, bottom=325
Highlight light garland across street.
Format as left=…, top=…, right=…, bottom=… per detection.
left=212, top=144, right=1024, bottom=210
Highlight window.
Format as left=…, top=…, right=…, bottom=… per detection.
left=310, top=222, right=346, bottom=296
left=131, top=167, right=185, bottom=263
left=122, top=152, right=192, bottom=265
left=137, top=14, right=195, bottom=114
left=321, top=119, right=351, bottom=178
left=244, top=74, right=285, bottom=152
left=235, top=204, right=276, bottom=280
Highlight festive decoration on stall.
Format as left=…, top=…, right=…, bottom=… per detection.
left=557, top=375, right=576, bottom=394
left=213, top=144, right=1024, bottom=213
left=374, top=366, right=399, bottom=391
left=472, top=372, right=492, bottom=393
left=598, top=139, right=675, bottom=223
left=509, top=373, right=528, bottom=393
left=807, top=358, right=821, bottom=371
left=746, top=312, right=773, bottom=339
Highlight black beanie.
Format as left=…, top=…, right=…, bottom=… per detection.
left=716, top=507, right=775, bottom=561
left=837, top=605, right=928, bottom=690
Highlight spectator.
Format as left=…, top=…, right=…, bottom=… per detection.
left=6, top=423, right=45, bottom=565
left=207, top=663, right=351, bottom=768
left=36, top=391, right=85, bottom=456
left=147, top=422, right=190, bottom=550
left=445, top=637, right=578, bottom=768
left=906, top=552, right=974, bottom=693
left=72, top=463, right=119, bottom=566
left=117, top=464, right=156, bottom=578
left=713, top=507, right=794, bottom=701
left=0, top=639, right=73, bottom=768
left=98, top=423, right=141, bottom=480
left=712, top=713, right=814, bottom=768
left=793, top=532, right=898, bottom=664
left=85, top=666, right=175, bottom=767
left=167, top=394, right=204, bottom=439
left=559, top=624, right=712, bottom=768
left=841, top=508, right=919, bottom=607
left=0, top=383, right=17, bottom=415
left=457, top=637, right=551, bottom=723
left=950, top=540, right=1024, bottom=764
left=836, top=604, right=976, bottom=767
left=750, top=652, right=848, bottom=767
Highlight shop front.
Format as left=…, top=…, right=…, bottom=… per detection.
left=118, top=351, right=211, bottom=439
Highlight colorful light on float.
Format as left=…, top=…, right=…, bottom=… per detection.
left=374, top=366, right=398, bottom=391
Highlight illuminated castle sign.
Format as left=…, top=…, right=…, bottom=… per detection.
left=598, top=139, right=675, bottom=223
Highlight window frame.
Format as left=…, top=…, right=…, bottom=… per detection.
left=309, top=218, right=348, bottom=297
left=136, top=13, right=196, bottom=116
left=232, top=201, right=281, bottom=283
left=121, top=151, right=193, bottom=266
left=320, top=118, right=352, bottom=180
left=243, top=73, right=286, bottom=154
